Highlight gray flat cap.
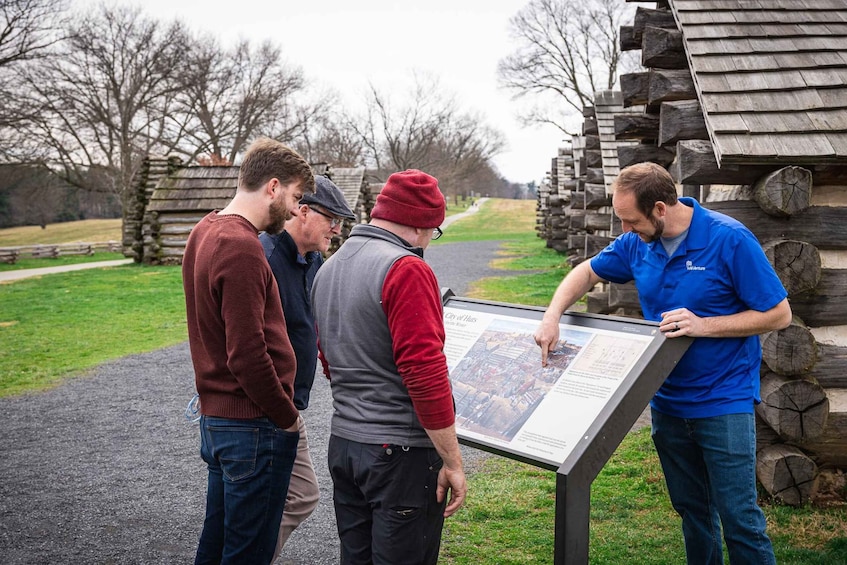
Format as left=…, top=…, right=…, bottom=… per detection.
left=300, top=175, right=356, bottom=220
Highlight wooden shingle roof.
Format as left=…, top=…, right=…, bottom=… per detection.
left=670, top=0, right=847, bottom=165
left=147, top=166, right=237, bottom=212
left=147, top=164, right=350, bottom=214
left=328, top=166, right=366, bottom=211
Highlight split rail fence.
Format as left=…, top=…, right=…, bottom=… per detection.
left=0, top=241, right=123, bottom=264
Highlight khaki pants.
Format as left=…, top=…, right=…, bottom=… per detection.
left=273, top=415, right=320, bottom=561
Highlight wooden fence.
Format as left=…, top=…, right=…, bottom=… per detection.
left=0, top=241, right=123, bottom=264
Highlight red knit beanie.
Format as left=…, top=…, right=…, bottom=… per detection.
left=371, top=169, right=446, bottom=228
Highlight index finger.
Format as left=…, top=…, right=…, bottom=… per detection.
left=540, top=340, right=550, bottom=367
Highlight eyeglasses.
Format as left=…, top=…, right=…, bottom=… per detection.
left=432, top=227, right=443, bottom=240
left=310, top=207, right=344, bottom=228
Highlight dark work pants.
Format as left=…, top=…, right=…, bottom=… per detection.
left=328, top=435, right=447, bottom=565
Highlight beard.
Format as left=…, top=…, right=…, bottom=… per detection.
left=265, top=197, right=292, bottom=234
left=633, top=214, right=665, bottom=243
left=645, top=214, right=664, bottom=242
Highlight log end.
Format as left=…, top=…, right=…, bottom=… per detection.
left=757, top=444, right=819, bottom=506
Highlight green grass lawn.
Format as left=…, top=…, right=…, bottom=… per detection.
left=437, top=198, right=537, bottom=242
left=0, top=263, right=186, bottom=395
left=441, top=429, right=847, bottom=564
left=0, top=218, right=122, bottom=246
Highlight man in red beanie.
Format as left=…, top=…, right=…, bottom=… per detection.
left=311, top=169, right=466, bottom=565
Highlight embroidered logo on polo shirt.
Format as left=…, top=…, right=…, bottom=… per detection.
left=686, top=260, right=706, bottom=271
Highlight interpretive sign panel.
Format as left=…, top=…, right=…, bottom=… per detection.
left=443, top=294, right=691, bottom=471
left=442, top=292, right=692, bottom=564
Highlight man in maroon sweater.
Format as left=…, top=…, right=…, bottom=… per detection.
left=182, top=137, right=315, bottom=564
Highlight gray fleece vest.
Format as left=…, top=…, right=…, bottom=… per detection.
left=311, top=224, right=434, bottom=447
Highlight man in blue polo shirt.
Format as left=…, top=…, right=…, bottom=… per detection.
left=259, top=175, right=356, bottom=560
left=534, top=162, right=791, bottom=565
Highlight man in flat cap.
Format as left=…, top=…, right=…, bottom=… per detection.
left=259, top=175, right=356, bottom=560
left=311, top=169, right=466, bottom=565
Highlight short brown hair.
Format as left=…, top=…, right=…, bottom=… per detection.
left=237, top=137, right=315, bottom=194
left=612, top=162, right=678, bottom=217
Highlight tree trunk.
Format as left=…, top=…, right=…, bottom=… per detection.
left=584, top=134, right=600, bottom=150
left=617, top=144, right=675, bottom=169
left=762, top=239, right=822, bottom=296
left=794, top=389, right=847, bottom=468
left=620, top=25, right=639, bottom=52
left=633, top=7, right=678, bottom=43
left=648, top=69, right=696, bottom=105
left=761, top=316, right=818, bottom=377
left=642, top=27, right=687, bottom=70
left=811, top=344, right=847, bottom=388
left=672, top=139, right=774, bottom=185
left=569, top=213, right=611, bottom=232
left=586, top=290, right=612, bottom=314
left=621, top=71, right=650, bottom=107
left=658, top=99, right=709, bottom=147
left=567, top=234, right=614, bottom=257
left=614, top=113, right=660, bottom=141
left=756, top=372, right=829, bottom=443
left=753, top=166, right=813, bottom=218
left=608, top=282, right=641, bottom=312
left=704, top=200, right=847, bottom=251
left=756, top=413, right=781, bottom=453
left=585, top=167, right=605, bottom=185
left=756, top=444, right=818, bottom=506
left=790, top=269, right=847, bottom=326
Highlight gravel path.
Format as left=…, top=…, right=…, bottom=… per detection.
left=0, top=239, right=524, bottom=565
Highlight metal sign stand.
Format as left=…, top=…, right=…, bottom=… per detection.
left=441, top=292, right=691, bottom=564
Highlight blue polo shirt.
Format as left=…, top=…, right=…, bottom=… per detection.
left=259, top=230, right=323, bottom=410
left=590, top=197, right=787, bottom=418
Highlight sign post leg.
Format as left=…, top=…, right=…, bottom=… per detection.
left=554, top=471, right=590, bottom=565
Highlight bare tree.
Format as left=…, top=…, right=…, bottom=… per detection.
left=358, top=75, right=457, bottom=172
left=498, top=0, right=636, bottom=135
left=0, top=0, right=68, bottom=67
left=427, top=115, right=505, bottom=200
left=0, top=0, right=69, bottom=162
left=172, top=35, right=311, bottom=164
left=293, top=98, right=366, bottom=168
left=15, top=3, right=189, bottom=206
left=356, top=74, right=506, bottom=201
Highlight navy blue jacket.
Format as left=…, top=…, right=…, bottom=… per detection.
left=259, top=230, right=322, bottom=410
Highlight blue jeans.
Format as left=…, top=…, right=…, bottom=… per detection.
left=651, top=409, right=776, bottom=565
left=328, top=435, right=446, bottom=565
left=195, top=416, right=299, bottom=565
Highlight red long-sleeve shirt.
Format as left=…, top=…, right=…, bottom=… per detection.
left=382, top=256, right=455, bottom=430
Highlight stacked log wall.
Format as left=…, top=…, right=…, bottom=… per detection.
left=539, top=147, right=575, bottom=253
left=613, top=0, right=847, bottom=504
left=535, top=177, right=552, bottom=242
left=122, top=156, right=183, bottom=263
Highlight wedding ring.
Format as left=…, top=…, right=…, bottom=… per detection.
left=674, top=323, right=679, bottom=331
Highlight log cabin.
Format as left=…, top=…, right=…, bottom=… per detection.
left=541, top=0, right=847, bottom=505
left=122, top=160, right=368, bottom=265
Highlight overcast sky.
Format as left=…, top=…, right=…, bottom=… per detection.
left=82, top=0, right=570, bottom=184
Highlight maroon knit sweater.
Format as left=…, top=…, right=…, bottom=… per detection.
left=182, top=212, right=298, bottom=429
